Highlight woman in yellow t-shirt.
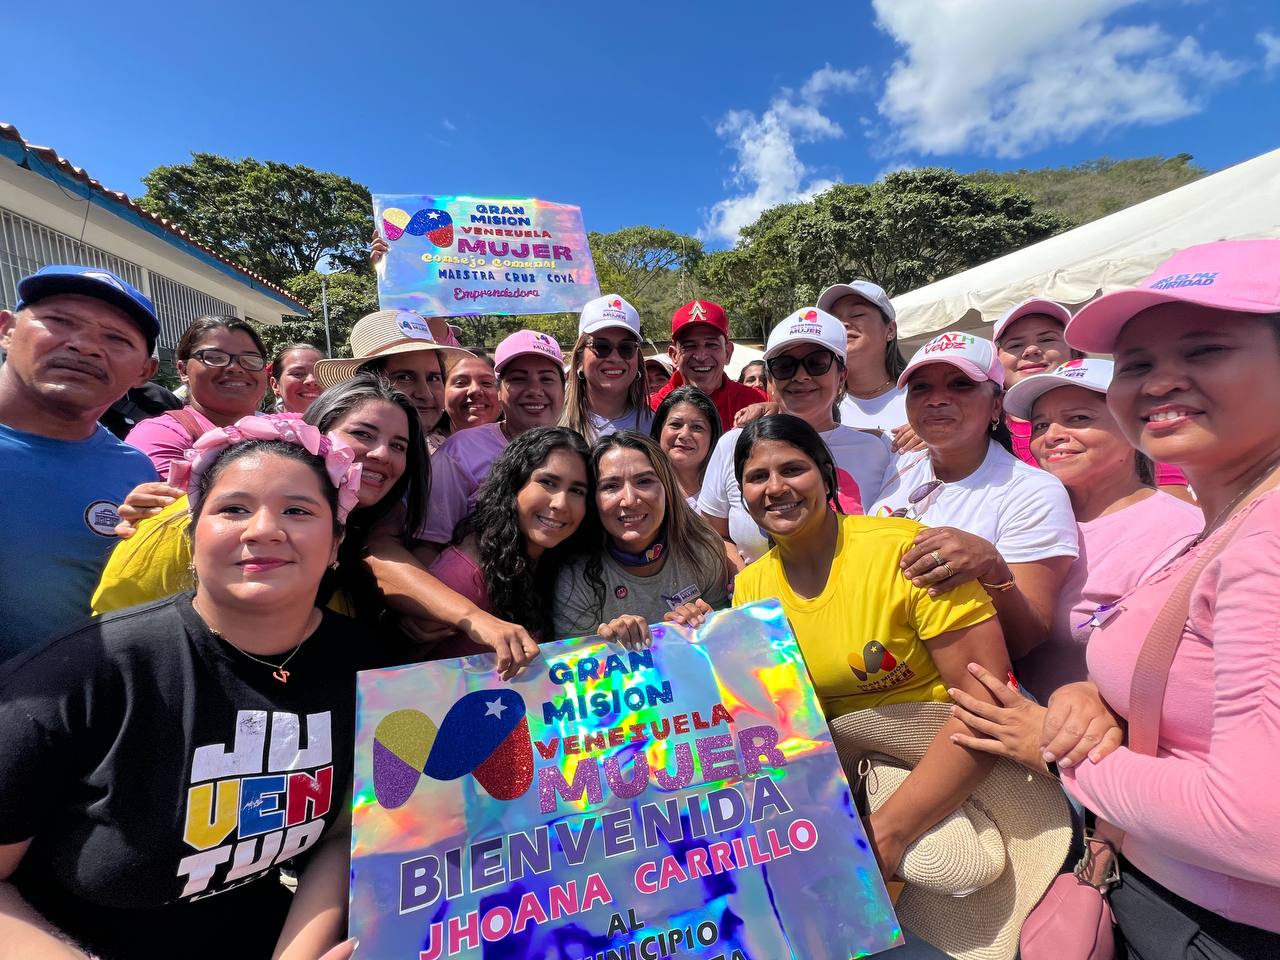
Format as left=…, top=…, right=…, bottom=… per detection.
left=730, top=414, right=1013, bottom=884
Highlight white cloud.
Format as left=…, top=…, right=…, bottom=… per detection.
left=442, top=118, right=457, bottom=132
left=702, top=66, right=868, bottom=244
left=873, top=0, right=1245, bottom=158
left=1260, top=31, right=1280, bottom=70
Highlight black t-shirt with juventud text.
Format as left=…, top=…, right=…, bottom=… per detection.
left=0, top=593, right=372, bottom=960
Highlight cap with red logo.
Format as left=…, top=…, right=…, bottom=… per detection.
left=579, top=293, right=641, bottom=337
left=1066, top=240, right=1280, bottom=353
left=494, top=329, right=564, bottom=376
left=764, top=307, right=847, bottom=362
left=670, top=299, right=728, bottom=338
left=992, top=297, right=1073, bottom=342
left=1002, top=357, right=1113, bottom=420
left=898, top=332, right=1005, bottom=389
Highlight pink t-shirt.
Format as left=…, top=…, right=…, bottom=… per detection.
left=1016, top=491, right=1201, bottom=701
left=124, top=408, right=216, bottom=480
left=1006, top=416, right=1189, bottom=487
left=1061, top=488, right=1280, bottom=932
left=424, top=545, right=491, bottom=659
left=416, top=423, right=508, bottom=543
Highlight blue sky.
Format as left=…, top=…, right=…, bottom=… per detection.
left=4, top=0, right=1278, bottom=248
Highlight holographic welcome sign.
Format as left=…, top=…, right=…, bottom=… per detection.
left=373, top=194, right=600, bottom=317
left=349, top=600, right=902, bottom=959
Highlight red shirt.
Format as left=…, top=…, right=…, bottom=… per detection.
left=649, top=371, right=766, bottom=429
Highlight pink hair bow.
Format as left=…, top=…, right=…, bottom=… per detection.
left=167, top=413, right=363, bottom=522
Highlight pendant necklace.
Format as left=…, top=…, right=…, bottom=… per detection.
left=192, top=598, right=311, bottom=683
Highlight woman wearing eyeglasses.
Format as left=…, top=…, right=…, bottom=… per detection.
left=869, top=332, right=1077, bottom=662
left=125, top=316, right=269, bottom=477
left=561, top=294, right=653, bottom=443
left=699, top=308, right=893, bottom=568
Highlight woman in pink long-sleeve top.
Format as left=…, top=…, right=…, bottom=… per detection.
left=1056, top=240, right=1280, bottom=958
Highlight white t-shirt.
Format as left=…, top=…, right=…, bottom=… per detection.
left=869, top=440, right=1079, bottom=564
left=838, top=387, right=909, bottom=432
left=698, top=424, right=893, bottom=565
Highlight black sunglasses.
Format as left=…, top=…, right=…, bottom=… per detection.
left=586, top=337, right=640, bottom=360
left=190, top=348, right=266, bottom=372
left=766, top=348, right=836, bottom=381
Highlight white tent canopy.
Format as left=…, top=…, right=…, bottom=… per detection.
left=891, top=147, right=1280, bottom=343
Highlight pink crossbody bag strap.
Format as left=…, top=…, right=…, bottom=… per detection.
left=1093, top=508, right=1249, bottom=854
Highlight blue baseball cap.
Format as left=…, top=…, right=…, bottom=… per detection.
left=15, top=265, right=159, bottom=351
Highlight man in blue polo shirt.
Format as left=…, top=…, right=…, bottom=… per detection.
left=0, top=266, right=160, bottom=658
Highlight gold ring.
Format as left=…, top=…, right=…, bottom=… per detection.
left=931, top=550, right=945, bottom=567
left=939, top=562, right=955, bottom=579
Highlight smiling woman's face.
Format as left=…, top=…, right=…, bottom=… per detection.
left=1029, top=385, right=1135, bottom=490
left=595, top=447, right=665, bottom=550
left=904, top=363, right=1001, bottom=453
left=997, top=315, right=1071, bottom=387
left=1107, top=305, right=1280, bottom=477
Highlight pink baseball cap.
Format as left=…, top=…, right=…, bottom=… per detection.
left=993, top=297, right=1072, bottom=342
left=494, top=329, right=564, bottom=375
left=898, top=332, right=1005, bottom=389
left=1066, top=240, right=1280, bottom=353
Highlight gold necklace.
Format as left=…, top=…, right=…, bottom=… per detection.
left=192, top=598, right=312, bottom=684
left=847, top=377, right=894, bottom=401
left=1193, top=452, right=1280, bottom=545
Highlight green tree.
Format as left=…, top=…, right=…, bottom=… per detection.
left=137, top=154, right=375, bottom=287
left=789, top=168, right=1071, bottom=297
left=267, top=271, right=380, bottom=359
left=699, top=203, right=808, bottom=340
left=967, top=154, right=1205, bottom=227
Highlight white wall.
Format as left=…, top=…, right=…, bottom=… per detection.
left=0, top=159, right=301, bottom=326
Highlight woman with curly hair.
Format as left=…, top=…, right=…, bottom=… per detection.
left=424, top=427, right=598, bottom=654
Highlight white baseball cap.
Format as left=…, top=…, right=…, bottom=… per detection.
left=898, top=332, right=1005, bottom=390
left=579, top=294, right=641, bottom=337
left=764, top=307, right=847, bottom=362
left=992, top=297, right=1072, bottom=342
left=816, top=280, right=896, bottom=323
left=1002, top=358, right=1114, bottom=420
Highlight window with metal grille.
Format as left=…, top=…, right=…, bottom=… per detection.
left=147, top=272, right=239, bottom=351
left=0, top=206, right=240, bottom=357
left=0, top=206, right=145, bottom=312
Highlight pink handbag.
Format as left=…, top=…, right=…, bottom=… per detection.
left=1019, top=512, right=1246, bottom=960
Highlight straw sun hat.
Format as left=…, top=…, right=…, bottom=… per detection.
left=313, top=310, right=471, bottom=388
left=829, top=701, right=1072, bottom=960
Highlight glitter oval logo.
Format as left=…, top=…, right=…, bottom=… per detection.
left=372, top=689, right=533, bottom=809
left=382, top=207, right=454, bottom=247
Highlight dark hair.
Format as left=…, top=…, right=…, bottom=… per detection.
left=733, top=415, right=842, bottom=511
left=177, top=315, right=267, bottom=362
left=304, top=372, right=430, bottom=619
left=1136, top=452, right=1156, bottom=486
left=271, top=342, right=323, bottom=374
left=305, top=371, right=428, bottom=537
left=884, top=327, right=908, bottom=379
left=650, top=386, right=723, bottom=479
left=738, top=359, right=768, bottom=387
left=455, top=427, right=597, bottom=638
left=989, top=393, right=1016, bottom=454
left=189, top=439, right=342, bottom=537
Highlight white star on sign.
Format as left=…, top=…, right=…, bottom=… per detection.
left=428, top=211, right=440, bottom=220
left=484, top=697, right=508, bottom=719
